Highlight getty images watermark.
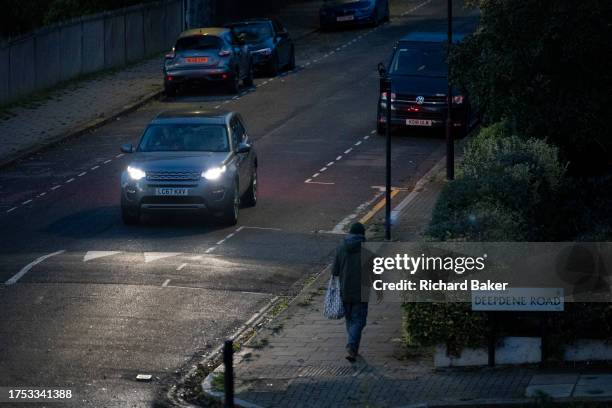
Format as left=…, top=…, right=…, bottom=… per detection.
left=363, top=242, right=612, bottom=303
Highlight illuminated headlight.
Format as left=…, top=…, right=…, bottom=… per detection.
left=253, top=48, right=273, bottom=56
left=202, top=165, right=227, bottom=180
left=127, top=166, right=146, bottom=180
left=453, top=95, right=464, bottom=104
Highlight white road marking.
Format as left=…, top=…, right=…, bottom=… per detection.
left=216, top=239, right=226, bottom=245
left=77, top=172, right=87, bottom=177
left=319, top=167, right=327, bottom=172
left=38, top=192, right=46, bottom=197
left=65, top=178, right=74, bottom=183
left=51, top=185, right=62, bottom=190
left=355, top=141, right=362, bottom=146
left=205, top=247, right=216, bottom=254
left=326, top=162, right=335, bottom=167
left=336, top=155, right=343, bottom=161
left=332, top=192, right=383, bottom=234
left=312, top=172, right=320, bottom=178
left=116, top=153, right=124, bottom=158
left=83, top=251, right=121, bottom=262
left=344, top=148, right=353, bottom=154
left=5, top=250, right=65, bottom=285
left=370, top=129, right=376, bottom=134
left=305, top=180, right=335, bottom=185
left=91, top=165, right=99, bottom=170
left=143, top=252, right=181, bottom=263
left=243, top=226, right=281, bottom=231
left=22, top=199, right=32, bottom=205
left=304, top=178, right=312, bottom=183
left=6, top=207, right=17, bottom=213
left=176, top=263, right=187, bottom=271
left=162, top=279, right=171, bottom=287
left=364, top=135, right=370, bottom=140
left=103, top=159, right=111, bottom=164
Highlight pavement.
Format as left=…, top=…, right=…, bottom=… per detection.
left=205, top=155, right=612, bottom=408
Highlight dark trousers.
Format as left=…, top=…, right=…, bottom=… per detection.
left=343, top=302, right=368, bottom=353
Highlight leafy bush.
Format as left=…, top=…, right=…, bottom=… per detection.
left=403, top=303, right=488, bottom=357
left=428, top=121, right=566, bottom=241
left=451, top=0, right=612, bottom=174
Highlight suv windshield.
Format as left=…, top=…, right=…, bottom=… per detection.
left=389, top=44, right=447, bottom=77
left=229, top=23, right=273, bottom=43
left=175, top=36, right=222, bottom=51
left=138, top=124, right=229, bottom=152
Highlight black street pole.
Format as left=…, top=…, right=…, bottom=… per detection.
left=446, top=0, right=454, bottom=180
left=385, top=76, right=392, bottom=241
left=223, top=340, right=234, bottom=408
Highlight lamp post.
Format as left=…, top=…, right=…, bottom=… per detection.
left=446, top=0, right=454, bottom=180
left=378, top=63, right=392, bottom=241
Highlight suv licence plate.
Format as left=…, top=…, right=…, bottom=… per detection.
left=406, top=119, right=432, bottom=126
left=155, top=188, right=188, bottom=196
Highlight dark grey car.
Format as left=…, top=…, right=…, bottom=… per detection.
left=163, top=28, right=254, bottom=95
left=120, top=110, right=258, bottom=225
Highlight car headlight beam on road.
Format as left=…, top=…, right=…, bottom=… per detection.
left=202, top=165, right=227, bottom=180
left=127, top=166, right=146, bottom=180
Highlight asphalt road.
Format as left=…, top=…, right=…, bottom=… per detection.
left=0, top=1, right=478, bottom=406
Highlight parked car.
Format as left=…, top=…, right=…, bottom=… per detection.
left=319, top=0, right=390, bottom=30
left=376, top=32, right=475, bottom=136
left=225, top=18, right=295, bottom=76
left=163, top=28, right=253, bottom=95
left=119, top=110, right=258, bottom=226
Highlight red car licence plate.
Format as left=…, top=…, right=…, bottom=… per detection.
left=185, top=57, right=209, bottom=63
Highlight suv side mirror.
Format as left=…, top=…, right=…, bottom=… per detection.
left=236, top=142, right=251, bottom=154
left=377, top=62, right=387, bottom=76
left=121, top=143, right=134, bottom=153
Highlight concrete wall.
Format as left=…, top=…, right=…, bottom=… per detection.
left=0, top=0, right=184, bottom=106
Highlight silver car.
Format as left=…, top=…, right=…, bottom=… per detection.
left=119, top=110, right=258, bottom=225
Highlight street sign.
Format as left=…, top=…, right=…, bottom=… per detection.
left=471, top=287, right=564, bottom=312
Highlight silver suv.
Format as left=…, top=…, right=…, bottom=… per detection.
left=120, top=110, right=257, bottom=225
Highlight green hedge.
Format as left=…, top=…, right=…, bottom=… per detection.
left=427, top=121, right=565, bottom=242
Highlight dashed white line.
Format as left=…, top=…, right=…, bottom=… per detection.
left=319, top=167, right=327, bottom=172
left=51, top=185, right=62, bottom=191
left=364, top=135, right=370, bottom=140
left=216, top=239, right=226, bottom=245
left=355, top=141, right=362, bottom=146
left=176, top=263, right=187, bottom=271
left=38, top=192, right=46, bottom=197
left=162, top=279, right=171, bottom=287
left=77, top=172, right=87, bottom=177
left=370, top=130, right=376, bottom=134
left=305, top=178, right=312, bottom=183
left=205, top=247, right=216, bottom=254
left=214, top=105, right=221, bottom=109
left=65, top=178, right=74, bottom=183
left=326, top=162, right=335, bottom=167
left=116, top=153, right=124, bottom=158
left=91, top=165, right=99, bottom=170
left=6, top=207, right=17, bottom=213
left=103, top=159, right=111, bottom=164
left=336, top=155, right=343, bottom=161
left=22, top=199, right=32, bottom=205
left=344, top=148, right=353, bottom=154
left=312, top=172, right=320, bottom=178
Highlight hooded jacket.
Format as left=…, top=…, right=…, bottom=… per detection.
left=331, top=234, right=374, bottom=303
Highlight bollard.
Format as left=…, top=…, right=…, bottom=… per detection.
left=223, top=340, right=234, bottom=408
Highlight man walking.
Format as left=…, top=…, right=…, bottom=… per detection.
left=332, top=222, right=377, bottom=362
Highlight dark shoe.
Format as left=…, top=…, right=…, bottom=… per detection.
left=345, top=348, right=357, bottom=363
